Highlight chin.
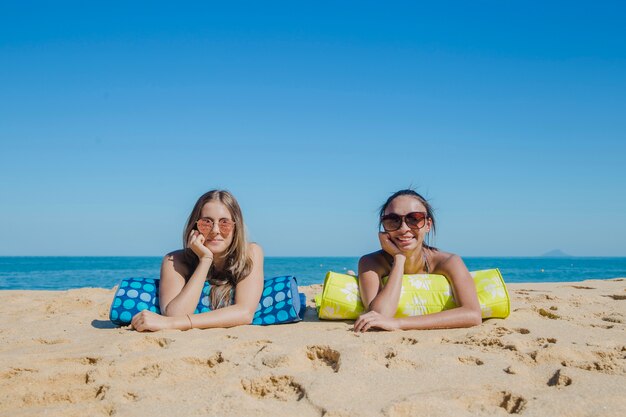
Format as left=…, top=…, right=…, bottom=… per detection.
left=205, top=243, right=228, bottom=255
left=211, top=247, right=228, bottom=256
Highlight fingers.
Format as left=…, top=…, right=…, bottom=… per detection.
left=355, top=317, right=375, bottom=332
left=131, top=314, right=142, bottom=332
left=353, top=311, right=377, bottom=332
left=353, top=317, right=363, bottom=332
left=378, top=232, right=398, bottom=253
left=189, top=232, right=206, bottom=248
left=378, top=232, right=389, bottom=245
left=187, top=232, right=207, bottom=254
left=131, top=310, right=150, bottom=332
left=362, top=320, right=375, bottom=332
left=187, top=230, right=198, bottom=247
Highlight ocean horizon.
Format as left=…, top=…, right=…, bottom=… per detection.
left=1, top=256, right=626, bottom=291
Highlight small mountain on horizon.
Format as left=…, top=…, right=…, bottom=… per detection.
left=541, top=249, right=572, bottom=258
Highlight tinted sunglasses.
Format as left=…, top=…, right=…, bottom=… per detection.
left=196, top=218, right=235, bottom=236
left=380, top=212, right=428, bottom=232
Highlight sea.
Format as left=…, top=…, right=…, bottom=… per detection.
left=1, top=256, right=626, bottom=291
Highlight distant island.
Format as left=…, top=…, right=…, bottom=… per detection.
left=541, top=249, right=572, bottom=257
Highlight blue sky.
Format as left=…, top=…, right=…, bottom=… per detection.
left=1, top=1, right=625, bottom=256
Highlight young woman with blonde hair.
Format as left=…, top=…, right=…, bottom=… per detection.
left=132, top=190, right=264, bottom=331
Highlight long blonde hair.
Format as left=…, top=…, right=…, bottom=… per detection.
left=182, top=190, right=252, bottom=309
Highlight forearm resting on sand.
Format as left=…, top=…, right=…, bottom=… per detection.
left=398, top=306, right=482, bottom=330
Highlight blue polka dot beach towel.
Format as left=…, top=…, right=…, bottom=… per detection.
left=109, top=275, right=307, bottom=326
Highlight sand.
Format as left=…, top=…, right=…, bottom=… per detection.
left=0, top=279, right=625, bottom=417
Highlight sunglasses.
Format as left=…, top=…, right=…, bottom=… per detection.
left=196, top=218, right=236, bottom=236
left=380, top=212, right=428, bottom=232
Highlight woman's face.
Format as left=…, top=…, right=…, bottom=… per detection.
left=383, top=195, right=431, bottom=252
left=198, top=201, right=235, bottom=255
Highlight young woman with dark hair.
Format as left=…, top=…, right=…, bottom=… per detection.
left=354, top=190, right=481, bottom=332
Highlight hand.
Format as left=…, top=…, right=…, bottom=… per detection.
left=131, top=310, right=172, bottom=332
left=378, top=232, right=403, bottom=257
left=353, top=310, right=401, bottom=332
left=188, top=230, right=214, bottom=261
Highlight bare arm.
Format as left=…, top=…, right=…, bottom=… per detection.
left=159, top=253, right=212, bottom=316
left=132, top=244, right=264, bottom=331
left=397, top=254, right=482, bottom=329
left=359, top=252, right=405, bottom=317
left=354, top=254, right=482, bottom=332
left=159, top=229, right=216, bottom=316
left=186, top=243, right=264, bottom=328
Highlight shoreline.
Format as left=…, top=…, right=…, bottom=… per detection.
left=1, top=279, right=624, bottom=416
left=3, top=274, right=626, bottom=293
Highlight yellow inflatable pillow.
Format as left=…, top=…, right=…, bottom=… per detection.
left=314, top=269, right=510, bottom=320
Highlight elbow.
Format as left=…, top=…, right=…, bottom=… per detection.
left=161, top=305, right=172, bottom=317
left=160, top=304, right=180, bottom=317
left=161, top=304, right=190, bottom=318
left=466, top=309, right=483, bottom=327
left=242, top=313, right=254, bottom=325
left=239, top=309, right=256, bottom=326
left=367, top=302, right=395, bottom=318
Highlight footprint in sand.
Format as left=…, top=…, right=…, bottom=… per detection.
left=458, top=356, right=484, bottom=366
left=590, top=323, right=615, bottom=329
left=493, top=327, right=514, bottom=337
left=59, top=356, right=102, bottom=366
left=535, top=337, right=557, bottom=347
left=537, top=308, right=561, bottom=319
left=34, top=338, right=70, bottom=345
left=561, top=348, right=624, bottom=374
left=383, top=348, right=418, bottom=369
left=498, top=391, right=527, bottom=414
left=603, top=294, right=626, bottom=300
left=547, top=369, right=572, bottom=387
left=143, top=336, right=174, bottom=348
left=306, top=345, right=341, bottom=372
left=239, top=339, right=273, bottom=349
left=241, top=375, right=305, bottom=401
left=399, top=336, right=418, bottom=345
left=183, top=351, right=227, bottom=369
left=132, top=363, right=163, bottom=378
left=0, top=367, right=38, bottom=379
left=503, top=366, right=517, bottom=374
left=19, top=370, right=110, bottom=406
left=261, top=353, right=291, bottom=369
left=123, top=392, right=140, bottom=402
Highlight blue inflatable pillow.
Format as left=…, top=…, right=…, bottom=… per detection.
left=109, top=275, right=306, bottom=326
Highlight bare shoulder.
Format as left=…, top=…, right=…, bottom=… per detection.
left=358, top=250, right=390, bottom=276
left=163, top=249, right=186, bottom=263
left=161, top=249, right=191, bottom=277
left=428, top=250, right=467, bottom=277
left=248, top=242, right=264, bottom=258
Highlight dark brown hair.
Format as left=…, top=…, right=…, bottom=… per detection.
left=379, top=189, right=437, bottom=250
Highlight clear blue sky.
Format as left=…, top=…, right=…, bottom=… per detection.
left=1, top=1, right=625, bottom=257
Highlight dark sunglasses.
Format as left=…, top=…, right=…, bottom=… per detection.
left=380, top=212, right=428, bottom=232
left=196, top=218, right=235, bottom=236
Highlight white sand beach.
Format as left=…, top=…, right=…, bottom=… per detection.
left=0, top=279, right=625, bottom=417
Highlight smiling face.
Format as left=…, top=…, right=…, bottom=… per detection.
left=197, top=201, right=235, bottom=256
left=383, top=195, right=432, bottom=252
